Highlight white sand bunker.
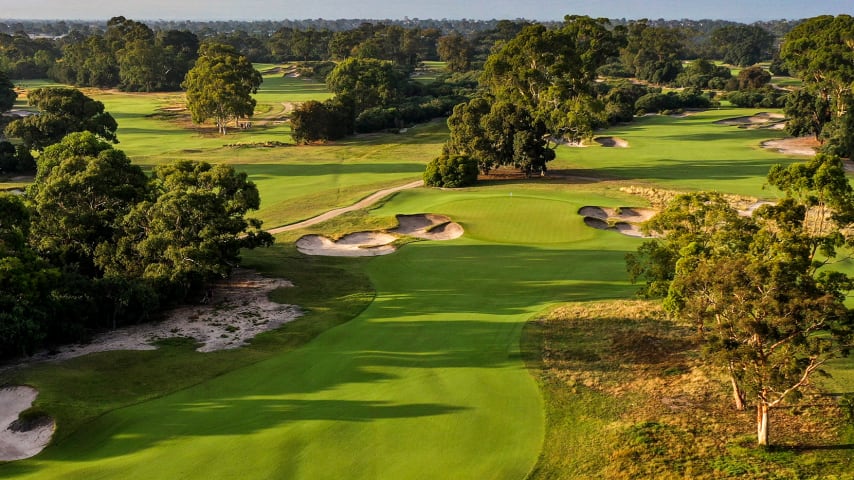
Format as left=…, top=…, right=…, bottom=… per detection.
left=297, top=213, right=464, bottom=256
left=594, top=136, right=629, bottom=148
left=12, top=270, right=301, bottom=365
left=579, top=206, right=658, bottom=238
left=715, top=112, right=786, bottom=129
left=761, top=137, right=819, bottom=156
left=0, top=386, right=54, bottom=461
left=391, top=214, right=464, bottom=240
left=296, top=232, right=398, bottom=257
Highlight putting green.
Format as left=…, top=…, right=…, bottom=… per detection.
left=5, top=188, right=639, bottom=479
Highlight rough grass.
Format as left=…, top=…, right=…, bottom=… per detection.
left=524, top=300, right=854, bottom=479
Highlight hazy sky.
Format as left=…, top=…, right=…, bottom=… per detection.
left=1, top=0, right=852, bottom=22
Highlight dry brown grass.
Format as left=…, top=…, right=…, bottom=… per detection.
left=527, top=300, right=853, bottom=479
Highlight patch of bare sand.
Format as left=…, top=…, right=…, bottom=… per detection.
left=594, top=136, right=629, bottom=148
left=0, top=386, right=54, bottom=461
left=296, top=232, right=397, bottom=257
left=391, top=214, right=464, bottom=240
left=579, top=205, right=658, bottom=238
left=761, top=137, right=819, bottom=156
left=296, top=213, right=465, bottom=256
left=10, top=270, right=300, bottom=365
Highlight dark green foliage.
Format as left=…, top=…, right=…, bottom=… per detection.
left=675, top=59, right=731, bottom=89
left=4, top=87, right=118, bottom=150
left=437, top=33, right=473, bottom=72
left=423, top=154, right=479, bottom=188
left=781, top=15, right=854, bottom=155
left=445, top=97, right=555, bottom=175
left=326, top=57, right=409, bottom=113
left=0, top=70, right=15, bottom=112
left=621, top=21, right=685, bottom=85
left=725, top=87, right=788, bottom=108
left=106, top=160, right=273, bottom=297
left=290, top=99, right=353, bottom=143
left=0, top=141, right=35, bottom=174
left=710, top=25, right=774, bottom=66
left=784, top=89, right=831, bottom=138
left=735, top=66, right=771, bottom=90
left=28, top=132, right=148, bottom=276
left=602, top=82, right=653, bottom=123
left=634, top=88, right=712, bottom=114
left=182, top=42, right=262, bottom=135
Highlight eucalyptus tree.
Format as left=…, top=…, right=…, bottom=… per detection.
left=182, top=43, right=262, bottom=135
left=628, top=155, right=854, bottom=447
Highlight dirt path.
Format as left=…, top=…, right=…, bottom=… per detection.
left=267, top=180, right=423, bottom=235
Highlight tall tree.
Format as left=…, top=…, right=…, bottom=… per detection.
left=107, top=160, right=272, bottom=298
left=437, top=33, right=473, bottom=72
left=0, top=70, right=15, bottom=112
left=4, top=87, right=118, bottom=150
left=182, top=43, right=262, bottom=135
left=27, top=132, right=148, bottom=277
left=781, top=15, right=854, bottom=156
left=325, top=57, right=408, bottom=113
left=629, top=155, right=854, bottom=446
left=621, top=21, right=685, bottom=84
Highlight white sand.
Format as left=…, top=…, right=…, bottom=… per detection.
left=579, top=205, right=658, bottom=238
left=0, top=386, right=54, bottom=461
left=8, top=270, right=301, bottom=366
left=297, top=213, right=464, bottom=257
left=594, top=136, right=629, bottom=148
left=761, top=137, right=818, bottom=156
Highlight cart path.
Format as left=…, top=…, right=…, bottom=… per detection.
left=266, top=180, right=424, bottom=234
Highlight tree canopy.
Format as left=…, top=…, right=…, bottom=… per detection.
left=0, top=70, right=15, bottom=112
left=4, top=87, right=118, bottom=150
left=182, top=42, right=262, bottom=135
left=628, top=155, right=854, bottom=446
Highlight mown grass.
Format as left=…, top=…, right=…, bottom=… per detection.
left=554, top=108, right=800, bottom=198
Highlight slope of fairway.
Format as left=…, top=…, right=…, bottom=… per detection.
left=557, top=108, right=799, bottom=198
left=1, top=187, right=639, bottom=479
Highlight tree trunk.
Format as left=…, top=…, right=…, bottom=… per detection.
left=730, top=374, right=745, bottom=411
left=757, top=402, right=770, bottom=446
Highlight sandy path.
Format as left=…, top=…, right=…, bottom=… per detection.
left=0, top=386, right=54, bottom=461
left=267, top=180, right=424, bottom=234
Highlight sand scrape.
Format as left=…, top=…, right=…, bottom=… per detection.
left=715, top=112, right=786, bottom=129
left=3, top=270, right=301, bottom=368
left=594, top=136, right=629, bottom=148
left=761, top=137, right=819, bottom=156
left=0, top=386, right=55, bottom=461
left=297, top=213, right=464, bottom=256
left=579, top=206, right=658, bottom=237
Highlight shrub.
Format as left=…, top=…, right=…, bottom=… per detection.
left=424, top=154, right=479, bottom=188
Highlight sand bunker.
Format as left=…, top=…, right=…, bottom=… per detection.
left=391, top=214, right=464, bottom=241
left=297, top=213, right=464, bottom=256
left=0, top=386, right=54, bottom=461
left=296, top=232, right=398, bottom=257
left=579, top=206, right=658, bottom=237
left=715, top=112, right=786, bottom=129
left=5, top=270, right=301, bottom=367
left=761, top=137, right=819, bottom=156
left=594, top=136, right=629, bottom=148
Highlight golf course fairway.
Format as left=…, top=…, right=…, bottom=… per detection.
left=2, top=187, right=640, bottom=479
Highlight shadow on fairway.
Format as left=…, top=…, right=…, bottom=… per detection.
left=239, top=162, right=426, bottom=179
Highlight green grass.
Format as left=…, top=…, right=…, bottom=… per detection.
left=555, top=108, right=800, bottom=198
left=0, top=186, right=642, bottom=479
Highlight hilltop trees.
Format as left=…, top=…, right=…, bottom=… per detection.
left=0, top=70, right=15, bottom=112
left=628, top=155, right=854, bottom=446
left=182, top=43, right=262, bottom=134
left=4, top=87, right=118, bottom=150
